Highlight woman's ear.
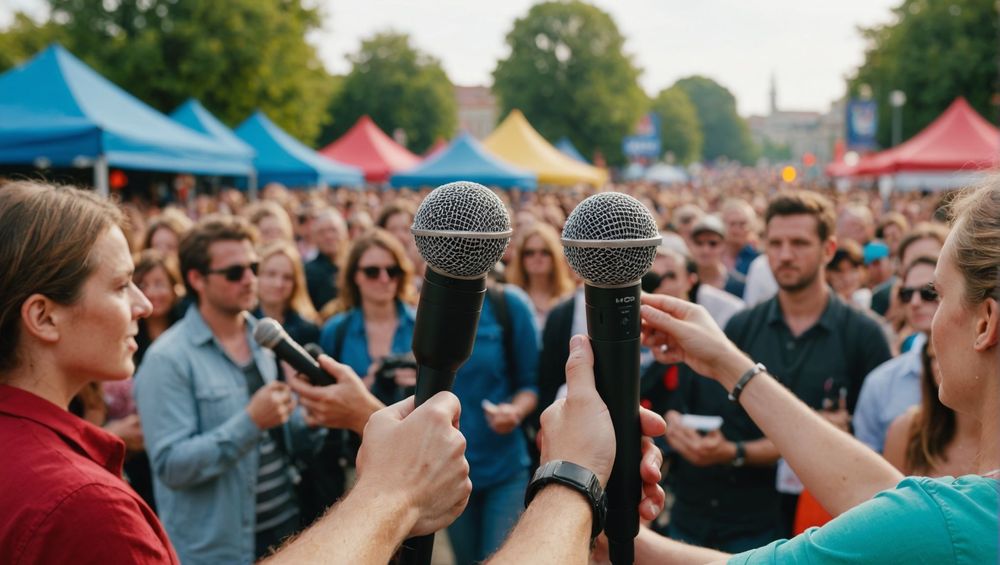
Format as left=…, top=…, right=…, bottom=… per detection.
left=973, top=297, right=1000, bottom=352
left=20, top=294, right=62, bottom=344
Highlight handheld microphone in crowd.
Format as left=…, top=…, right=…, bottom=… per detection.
left=562, top=192, right=660, bottom=565
left=400, top=181, right=513, bottom=565
left=253, top=317, right=335, bottom=386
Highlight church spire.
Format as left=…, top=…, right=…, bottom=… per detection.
left=769, top=73, right=777, bottom=114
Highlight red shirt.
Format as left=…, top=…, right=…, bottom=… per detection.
left=0, top=384, right=178, bottom=565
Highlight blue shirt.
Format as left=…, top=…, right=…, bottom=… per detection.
left=134, top=306, right=320, bottom=565
left=455, top=284, right=539, bottom=489
left=318, top=300, right=416, bottom=378
left=853, top=332, right=927, bottom=453
left=730, top=475, right=999, bottom=564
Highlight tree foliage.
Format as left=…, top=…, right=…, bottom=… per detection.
left=674, top=76, right=757, bottom=164
left=848, top=0, right=998, bottom=147
left=0, top=0, right=332, bottom=144
left=650, top=85, right=702, bottom=164
left=492, top=1, right=646, bottom=165
left=320, top=32, right=456, bottom=154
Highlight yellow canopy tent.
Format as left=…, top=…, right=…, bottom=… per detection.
left=483, top=110, right=608, bottom=187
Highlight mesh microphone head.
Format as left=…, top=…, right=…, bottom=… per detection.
left=411, top=181, right=513, bottom=279
left=252, top=317, right=286, bottom=349
left=562, top=192, right=661, bottom=287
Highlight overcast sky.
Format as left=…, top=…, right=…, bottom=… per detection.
left=3, top=0, right=902, bottom=116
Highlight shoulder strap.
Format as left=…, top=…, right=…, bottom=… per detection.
left=486, top=283, right=517, bottom=393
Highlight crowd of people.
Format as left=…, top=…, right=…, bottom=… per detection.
left=0, top=169, right=997, bottom=564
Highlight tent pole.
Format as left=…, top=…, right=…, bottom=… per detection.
left=94, top=156, right=109, bottom=197
left=248, top=170, right=258, bottom=201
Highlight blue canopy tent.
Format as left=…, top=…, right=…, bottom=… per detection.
left=235, top=111, right=363, bottom=189
left=390, top=133, right=536, bottom=190
left=0, top=45, right=254, bottom=195
left=555, top=137, right=589, bottom=164
left=170, top=99, right=258, bottom=193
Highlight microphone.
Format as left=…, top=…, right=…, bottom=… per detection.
left=561, top=192, right=660, bottom=565
left=400, top=181, right=512, bottom=565
left=253, top=318, right=335, bottom=386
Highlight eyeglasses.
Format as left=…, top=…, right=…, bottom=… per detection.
left=205, top=262, right=259, bottom=282
left=360, top=265, right=404, bottom=280
left=899, top=284, right=938, bottom=304
left=523, top=248, right=552, bottom=258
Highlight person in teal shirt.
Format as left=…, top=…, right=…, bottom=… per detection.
left=486, top=183, right=1000, bottom=565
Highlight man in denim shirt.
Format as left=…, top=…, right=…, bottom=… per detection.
left=135, top=216, right=320, bottom=565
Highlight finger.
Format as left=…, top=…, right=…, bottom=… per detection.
left=317, top=354, right=357, bottom=384
left=564, top=335, right=598, bottom=400
left=639, top=407, right=666, bottom=437
left=639, top=304, right=688, bottom=338
left=419, top=391, right=462, bottom=427
left=380, top=395, right=417, bottom=422
left=640, top=293, right=695, bottom=319
left=640, top=437, right=663, bottom=484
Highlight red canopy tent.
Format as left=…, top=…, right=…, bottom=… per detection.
left=319, top=116, right=421, bottom=183
left=852, top=98, right=999, bottom=176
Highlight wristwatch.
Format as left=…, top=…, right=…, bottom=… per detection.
left=524, top=460, right=607, bottom=541
left=731, top=441, right=746, bottom=468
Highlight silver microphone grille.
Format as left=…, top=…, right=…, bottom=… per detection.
left=411, top=181, right=513, bottom=279
left=561, top=192, right=660, bottom=287
left=252, top=317, right=286, bottom=349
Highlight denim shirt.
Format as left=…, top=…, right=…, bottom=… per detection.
left=134, top=306, right=320, bottom=565
left=318, top=300, right=416, bottom=377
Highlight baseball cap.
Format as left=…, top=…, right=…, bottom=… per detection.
left=863, top=240, right=890, bottom=265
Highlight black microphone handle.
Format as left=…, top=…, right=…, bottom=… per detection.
left=400, top=268, right=487, bottom=565
left=585, top=283, right=641, bottom=565
left=271, top=335, right=335, bottom=386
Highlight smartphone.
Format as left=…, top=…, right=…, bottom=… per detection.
left=680, top=414, right=724, bottom=432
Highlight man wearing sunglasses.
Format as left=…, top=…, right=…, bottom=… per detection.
left=135, top=215, right=321, bottom=564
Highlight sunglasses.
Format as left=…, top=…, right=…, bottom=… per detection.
left=899, top=284, right=938, bottom=304
left=205, top=262, right=259, bottom=282
left=360, top=265, right=404, bottom=280
left=523, top=248, right=552, bottom=258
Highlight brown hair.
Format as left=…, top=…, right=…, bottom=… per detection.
left=876, top=212, right=910, bottom=239
left=764, top=191, right=836, bottom=241
left=506, top=223, right=575, bottom=300
left=133, top=248, right=185, bottom=301
left=258, top=241, right=319, bottom=323
left=243, top=200, right=294, bottom=242
left=0, top=181, right=126, bottom=372
left=329, top=229, right=415, bottom=315
left=375, top=200, right=416, bottom=229
left=904, top=341, right=954, bottom=474
left=946, top=181, right=1000, bottom=306
left=142, top=207, right=193, bottom=251
left=178, top=215, right=258, bottom=301
left=897, top=222, right=950, bottom=269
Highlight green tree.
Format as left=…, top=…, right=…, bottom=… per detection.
left=492, top=1, right=646, bottom=165
left=848, top=0, right=998, bottom=148
left=674, top=76, right=757, bottom=164
left=650, top=85, right=702, bottom=164
left=321, top=32, right=456, bottom=153
left=0, top=0, right=332, bottom=144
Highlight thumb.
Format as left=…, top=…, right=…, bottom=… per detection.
left=564, top=335, right=597, bottom=400
left=380, top=395, right=417, bottom=422
left=639, top=304, right=686, bottom=337
left=317, top=354, right=354, bottom=384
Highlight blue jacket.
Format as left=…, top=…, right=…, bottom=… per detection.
left=134, top=306, right=320, bottom=565
left=318, top=300, right=416, bottom=377
left=455, top=284, right=539, bottom=489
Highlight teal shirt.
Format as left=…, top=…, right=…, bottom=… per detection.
left=730, top=475, right=999, bottom=564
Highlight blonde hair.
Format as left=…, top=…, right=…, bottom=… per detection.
left=506, top=223, right=575, bottom=300
left=244, top=200, right=294, bottom=243
left=947, top=179, right=1000, bottom=306
left=258, top=241, right=319, bottom=323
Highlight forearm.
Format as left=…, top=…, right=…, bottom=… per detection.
left=487, top=486, right=591, bottom=564
left=265, top=482, right=417, bottom=565
left=511, top=390, right=538, bottom=421
left=635, top=527, right=729, bottom=565
left=742, top=437, right=780, bottom=466
left=718, top=355, right=903, bottom=515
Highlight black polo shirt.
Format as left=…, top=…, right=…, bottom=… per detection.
left=667, top=292, right=891, bottom=544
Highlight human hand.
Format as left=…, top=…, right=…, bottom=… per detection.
left=538, top=335, right=616, bottom=486
left=288, top=355, right=384, bottom=435
left=640, top=294, right=753, bottom=384
left=820, top=393, right=851, bottom=433
left=394, top=367, right=417, bottom=389
left=483, top=401, right=522, bottom=435
left=246, top=381, right=296, bottom=430
left=355, top=393, right=471, bottom=537
left=664, top=411, right=736, bottom=467
left=105, top=414, right=144, bottom=451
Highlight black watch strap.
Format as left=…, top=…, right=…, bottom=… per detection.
left=524, top=460, right=607, bottom=541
